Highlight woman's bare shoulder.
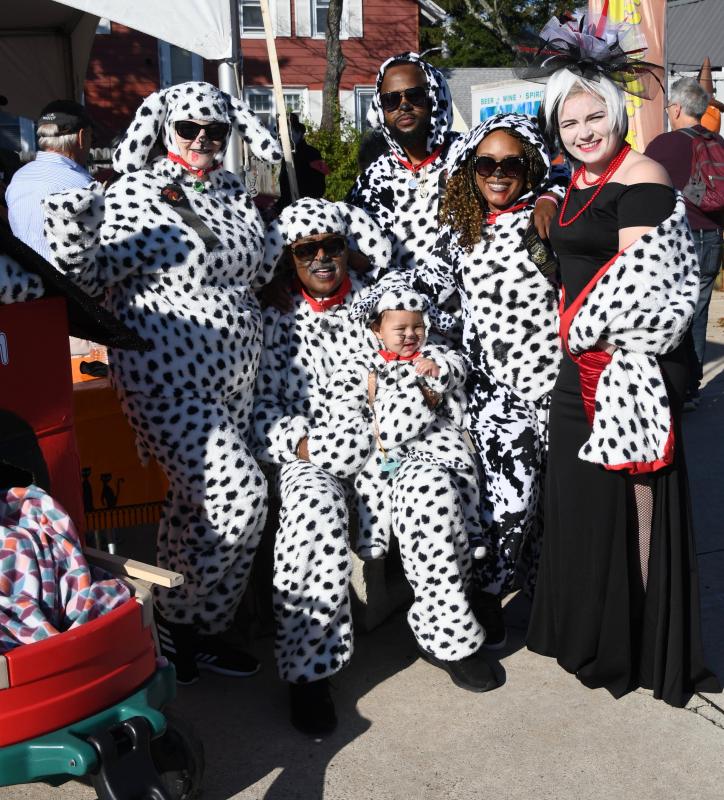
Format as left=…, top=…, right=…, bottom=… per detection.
left=619, top=150, right=672, bottom=187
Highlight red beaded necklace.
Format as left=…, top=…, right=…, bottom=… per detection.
left=558, top=143, right=631, bottom=228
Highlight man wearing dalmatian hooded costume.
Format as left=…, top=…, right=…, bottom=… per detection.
left=42, top=81, right=282, bottom=685
left=414, top=113, right=562, bottom=645
left=326, top=283, right=499, bottom=696
left=348, top=52, right=564, bottom=274
left=253, top=196, right=390, bottom=736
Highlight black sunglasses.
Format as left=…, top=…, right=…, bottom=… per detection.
left=174, top=120, right=230, bottom=142
left=291, top=235, right=347, bottom=263
left=473, top=155, right=528, bottom=180
left=379, top=86, right=428, bottom=113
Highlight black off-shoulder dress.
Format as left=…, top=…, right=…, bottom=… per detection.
left=527, top=182, right=721, bottom=707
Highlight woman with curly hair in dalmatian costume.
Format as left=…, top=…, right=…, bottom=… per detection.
left=413, top=113, right=561, bottom=647
left=328, top=283, right=499, bottom=695
left=253, top=197, right=391, bottom=736
left=522, top=15, right=720, bottom=706
left=348, top=52, right=565, bottom=275
left=42, top=81, right=282, bottom=685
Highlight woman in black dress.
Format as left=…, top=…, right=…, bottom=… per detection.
left=523, top=18, right=721, bottom=707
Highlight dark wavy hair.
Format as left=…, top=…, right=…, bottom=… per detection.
left=439, top=128, right=546, bottom=252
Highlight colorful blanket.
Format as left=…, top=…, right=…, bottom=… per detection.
left=0, top=485, right=130, bottom=653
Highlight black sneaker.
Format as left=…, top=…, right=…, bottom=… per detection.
left=194, top=633, right=260, bottom=677
left=417, top=647, right=499, bottom=693
left=471, top=591, right=507, bottom=650
left=154, top=611, right=200, bottom=686
left=289, top=678, right=338, bottom=737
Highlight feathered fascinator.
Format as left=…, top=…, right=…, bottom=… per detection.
left=515, top=10, right=664, bottom=99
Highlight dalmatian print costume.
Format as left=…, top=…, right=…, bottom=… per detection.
left=347, top=52, right=456, bottom=273
left=562, top=194, right=699, bottom=469
left=253, top=198, right=389, bottom=684
left=348, top=54, right=569, bottom=276
left=0, top=255, right=43, bottom=304
left=328, top=284, right=485, bottom=660
left=414, top=114, right=562, bottom=598
left=43, top=81, right=282, bottom=634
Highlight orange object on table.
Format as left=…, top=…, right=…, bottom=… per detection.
left=72, top=370, right=168, bottom=532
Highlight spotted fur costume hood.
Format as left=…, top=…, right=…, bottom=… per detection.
left=348, top=53, right=456, bottom=272
left=262, top=196, right=391, bottom=278
left=415, top=113, right=561, bottom=401
left=562, top=194, right=699, bottom=471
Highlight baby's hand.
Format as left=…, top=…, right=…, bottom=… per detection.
left=413, top=357, right=440, bottom=378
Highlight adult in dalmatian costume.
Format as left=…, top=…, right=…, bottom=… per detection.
left=329, top=283, right=500, bottom=696
left=413, top=113, right=561, bottom=647
left=348, top=52, right=564, bottom=274
left=253, top=197, right=389, bottom=736
left=519, top=14, right=721, bottom=707
left=43, top=81, right=282, bottom=686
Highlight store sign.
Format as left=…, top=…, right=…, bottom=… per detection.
left=470, top=80, right=546, bottom=123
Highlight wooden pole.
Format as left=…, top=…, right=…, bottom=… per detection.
left=259, top=0, right=299, bottom=201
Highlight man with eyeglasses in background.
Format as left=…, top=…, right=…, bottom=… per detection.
left=6, top=100, right=95, bottom=355
left=348, top=52, right=562, bottom=275
left=253, top=197, right=390, bottom=737
left=646, top=76, right=724, bottom=409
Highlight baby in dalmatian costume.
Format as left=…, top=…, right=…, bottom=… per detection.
left=343, top=282, right=486, bottom=563
left=43, top=81, right=282, bottom=683
left=327, top=283, right=500, bottom=693
left=253, top=197, right=390, bottom=734
left=414, top=114, right=562, bottom=618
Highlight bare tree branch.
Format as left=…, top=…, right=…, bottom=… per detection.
left=460, top=0, right=516, bottom=51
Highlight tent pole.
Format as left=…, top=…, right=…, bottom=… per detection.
left=259, top=0, right=299, bottom=201
left=220, top=0, right=242, bottom=173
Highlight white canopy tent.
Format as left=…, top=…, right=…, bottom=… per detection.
left=0, top=0, right=298, bottom=184
left=0, top=0, right=236, bottom=119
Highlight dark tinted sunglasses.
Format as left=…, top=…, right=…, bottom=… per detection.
left=379, top=86, right=428, bottom=113
left=291, top=235, right=347, bottom=263
left=473, top=155, right=527, bottom=180
left=174, top=120, right=230, bottom=141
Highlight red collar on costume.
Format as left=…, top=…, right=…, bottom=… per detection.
left=299, top=275, right=352, bottom=312
left=485, top=201, right=529, bottom=225
left=377, top=349, right=421, bottom=362
left=167, top=151, right=222, bottom=178
left=393, top=145, right=444, bottom=173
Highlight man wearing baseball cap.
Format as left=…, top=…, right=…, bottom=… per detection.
left=6, top=100, right=94, bottom=264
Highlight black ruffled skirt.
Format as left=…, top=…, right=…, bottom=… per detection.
left=527, top=346, right=721, bottom=707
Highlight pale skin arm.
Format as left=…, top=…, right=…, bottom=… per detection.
left=598, top=155, right=672, bottom=354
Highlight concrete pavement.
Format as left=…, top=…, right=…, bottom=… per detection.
left=2, top=295, right=723, bottom=800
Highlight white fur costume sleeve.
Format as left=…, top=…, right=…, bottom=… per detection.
left=0, top=254, right=44, bottom=304
left=567, top=195, right=699, bottom=468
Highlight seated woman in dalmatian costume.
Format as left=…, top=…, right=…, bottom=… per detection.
left=42, top=80, right=282, bottom=686
left=328, top=282, right=499, bottom=697
left=414, top=113, right=561, bottom=648
left=253, top=196, right=390, bottom=737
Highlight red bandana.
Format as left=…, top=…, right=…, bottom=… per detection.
left=378, top=350, right=421, bottom=362
left=485, top=201, right=529, bottom=225
left=393, top=145, right=444, bottom=173
left=167, top=151, right=222, bottom=178
left=299, top=275, right=352, bottom=312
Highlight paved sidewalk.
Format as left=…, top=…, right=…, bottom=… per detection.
left=2, top=295, right=724, bottom=800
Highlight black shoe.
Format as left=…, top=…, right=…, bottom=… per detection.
left=471, top=591, right=507, bottom=650
left=289, top=678, right=338, bottom=737
left=194, top=633, right=260, bottom=677
left=154, top=610, right=200, bottom=686
left=418, top=647, right=499, bottom=693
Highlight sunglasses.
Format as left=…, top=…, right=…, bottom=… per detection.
left=473, top=155, right=528, bottom=180
left=174, top=120, right=230, bottom=142
left=379, top=86, right=428, bottom=113
left=290, top=235, right=347, bottom=263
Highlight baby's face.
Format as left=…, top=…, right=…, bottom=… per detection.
left=375, top=309, right=426, bottom=357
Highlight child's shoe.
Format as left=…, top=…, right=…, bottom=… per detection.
left=194, top=633, right=260, bottom=677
